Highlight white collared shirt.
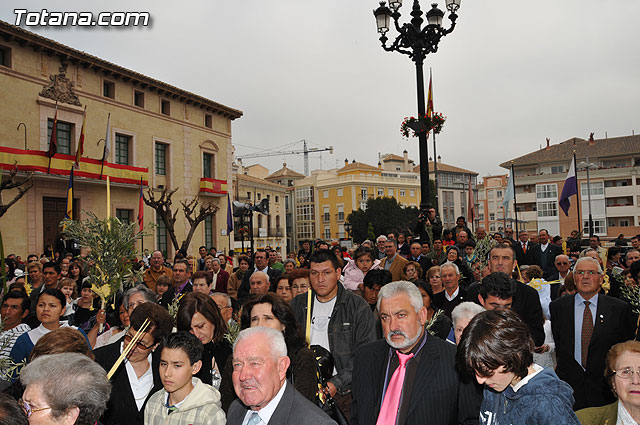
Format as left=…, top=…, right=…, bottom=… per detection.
left=445, top=287, right=460, bottom=301
left=540, top=242, right=549, bottom=253
left=121, top=342, right=154, bottom=410
left=241, top=381, right=287, bottom=425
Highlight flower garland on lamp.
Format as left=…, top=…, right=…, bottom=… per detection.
left=400, top=112, right=446, bottom=138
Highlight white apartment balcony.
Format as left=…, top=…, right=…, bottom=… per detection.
left=605, top=185, right=638, bottom=197
left=606, top=205, right=638, bottom=216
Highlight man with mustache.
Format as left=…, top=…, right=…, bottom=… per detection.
left=351, top=281, right=480, bottom=424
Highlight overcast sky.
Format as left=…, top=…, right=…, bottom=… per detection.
left=4, top=1, right=639, bottom=179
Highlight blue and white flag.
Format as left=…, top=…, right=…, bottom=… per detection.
left=559, top=160, right=577, bottom=216
left=502, top=173, right=514, bottom=217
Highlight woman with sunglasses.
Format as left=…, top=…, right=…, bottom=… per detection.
left=93, top=302, right=173, bottom=425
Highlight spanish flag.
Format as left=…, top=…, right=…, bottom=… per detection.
left=75, top=106, right=86, bottom=167
left=426, top=68, right=434, bottom=120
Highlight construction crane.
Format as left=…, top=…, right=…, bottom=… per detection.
left=236, top=140, right=333, bottom=176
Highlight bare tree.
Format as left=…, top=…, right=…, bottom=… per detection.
left=143, top=187, right=219, bottom=254
left=0, top=165, right=34, bottom=218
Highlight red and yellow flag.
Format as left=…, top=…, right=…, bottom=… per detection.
left=426, top=69, right=434, bottom=119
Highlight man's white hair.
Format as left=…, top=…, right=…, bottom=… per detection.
left=376, top=235, right=388, bottom=243
left=451, top=302, right=485, bottom=327
left=440, top=261, right=460, bottom=275
left=377, top=280, right=423, bottom=313
left=574, top=256, right=603, bottom=274
left=233, top=327, right=287, bottom=358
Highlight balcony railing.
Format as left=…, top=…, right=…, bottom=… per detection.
left=0, top=146, right=149, bottom=186
left=234, top=227, right=284, bottom=241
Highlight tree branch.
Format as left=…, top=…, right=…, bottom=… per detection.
left=0, top=166, right=34, bottom=218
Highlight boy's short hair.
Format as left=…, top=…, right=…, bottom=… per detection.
left=162, top=331, right=203, bottom=365
left=456, top=309, right=533, bottom=380
left=479, top=272, right=516, bottom=300
left=363, top=269, right=393, bottom=289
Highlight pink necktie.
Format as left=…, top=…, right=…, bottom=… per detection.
left=376, top=352, right=414, bottom=425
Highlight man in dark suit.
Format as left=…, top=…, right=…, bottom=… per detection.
left=550, top=256, right=637, bottom=410
left=530, top=229, right=563, bottom=280
left=237, top=249, right=281, bottom=299
left=351, top=281, right=480, bottom=425
left=513, top=230, right=537, bottom=266
left=227, top=327, right=336, bottom=425
left=466, top=244, right=545, bottom=347
left=159, top=259, right=192, bottom=308
left=407, top=241, right=430, bottom=279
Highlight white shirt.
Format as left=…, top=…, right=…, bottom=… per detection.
left=310, top=294, right=337, bottom=375
left=445, top=287, right=460, bottom=301
left=121, top=342, right=154, bottom=410
left=540, top=242, right=549, bottom=253
left=242, top=381, right=287, bottom=425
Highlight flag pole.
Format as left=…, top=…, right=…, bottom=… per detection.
left=100, top=113, right=111, bottom=180
left=139, top=176, right=144, bottom=254
left=573, top=150, right=581, bottom=235
left=511, top=162, right=519, bottom=234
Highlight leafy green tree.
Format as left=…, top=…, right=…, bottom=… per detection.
left=347, top=197, right=420, bottom=243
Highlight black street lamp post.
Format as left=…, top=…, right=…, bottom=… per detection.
left=373, top=0, right=460, bottom=212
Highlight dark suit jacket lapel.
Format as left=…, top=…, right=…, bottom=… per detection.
left=567, top=295, right=576, bottom=351
left=590, top=296, right=611, bottom=348
left=405, top=336, right=441, bottom=420
left=267, top=382, right=295, bottom=424
left=372, top=344, right=390, bottom=411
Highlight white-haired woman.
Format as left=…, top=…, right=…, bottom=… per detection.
left=20, top=352, right=111, bottom=425
left=451, top=301, right=485, bottom=344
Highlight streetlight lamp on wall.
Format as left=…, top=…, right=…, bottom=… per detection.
left=373, top=0, right=460, bottom=215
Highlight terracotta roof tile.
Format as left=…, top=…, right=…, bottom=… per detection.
left=266, top=164, right=305, bottom=179
left=338, top=162, right=381, bottom=173
left=499, top=135, right=640, bottom=169
left=412, top=161, right=478, bottom=175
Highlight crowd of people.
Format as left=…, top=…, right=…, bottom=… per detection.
left=1, top=216, right=640, bottom=424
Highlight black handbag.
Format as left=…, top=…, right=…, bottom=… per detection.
left=310, top=344, right=350, bottom=425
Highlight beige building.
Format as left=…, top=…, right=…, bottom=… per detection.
left=232, top=165, right=288, bottom=255
left=290, top=153, right=478, bottom=248
left=477, top=174, right=510, bottom=233
left=500, top=135, right=640, bottom=238
left=0, top=21, right=241, bottom=258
